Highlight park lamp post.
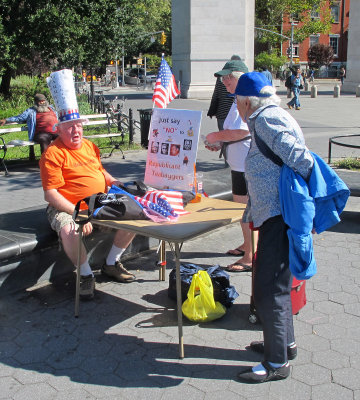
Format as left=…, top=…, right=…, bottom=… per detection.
left=255, top=21, right=296, bottom=67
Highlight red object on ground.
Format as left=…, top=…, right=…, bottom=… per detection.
left=291, top=278, right=307, bottom=315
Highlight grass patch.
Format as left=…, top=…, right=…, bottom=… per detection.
left=333, top=157, right=360, bottom=171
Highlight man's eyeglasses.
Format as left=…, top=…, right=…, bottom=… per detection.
left=221, top=75, right=232, bottom=82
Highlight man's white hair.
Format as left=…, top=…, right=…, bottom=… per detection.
left=230, top=71, right=244, bottom=80
left=237, top=85, right=281, bottom=109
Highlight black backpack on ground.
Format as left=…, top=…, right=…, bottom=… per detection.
left=168, top=263, right=239, bottom=308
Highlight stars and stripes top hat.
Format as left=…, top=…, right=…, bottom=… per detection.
left=47, top=69, right=88, bottom=125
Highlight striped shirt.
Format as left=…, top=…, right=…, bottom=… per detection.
left=207, top=78, right=234, bottom=120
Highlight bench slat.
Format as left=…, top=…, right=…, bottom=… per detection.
left=0, top=126, right=28, bottom=134
left=84, top=133, right=123, bottom=139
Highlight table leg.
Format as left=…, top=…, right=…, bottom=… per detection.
left=174, top=242, right=184, bottom=359
left=159, top=240, right=166, bottom=281
left=74, top=228, right=83, bottom=318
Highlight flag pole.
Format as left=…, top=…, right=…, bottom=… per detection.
left=162, top=54, right=166, bottom=108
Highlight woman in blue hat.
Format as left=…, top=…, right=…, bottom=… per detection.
left=234, top=72, right=314, bottom=383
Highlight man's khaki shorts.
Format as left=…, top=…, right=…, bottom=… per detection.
left=46, top=206, right=78, bottom=235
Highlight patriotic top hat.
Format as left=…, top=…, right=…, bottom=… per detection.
left=47, top=69, right=87, bottom=125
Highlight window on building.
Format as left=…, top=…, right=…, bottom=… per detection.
left=311, top=7, right=320, bottom=19
left=310, top=35, right=320, bottom=47
left=290, top=12, right=299, bottom=22
left=329, top=35, right=339, bottom=57
left=331, top=5, right=340, bottom=23
left=292, top=43, right=299, bottom=57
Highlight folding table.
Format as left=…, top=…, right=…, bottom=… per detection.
left=75, top=197, right=245, bottom=358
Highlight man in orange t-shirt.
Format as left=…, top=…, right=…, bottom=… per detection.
left=40, top=120, right=136, bottom=299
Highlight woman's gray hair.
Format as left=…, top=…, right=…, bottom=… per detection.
left=237, top=85, right=281, bottom=109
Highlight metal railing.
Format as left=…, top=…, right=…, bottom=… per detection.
left=328, top=134, right=360, bottom=164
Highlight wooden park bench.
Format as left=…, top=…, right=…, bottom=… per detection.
left=0, top=114, right=127, bottom=176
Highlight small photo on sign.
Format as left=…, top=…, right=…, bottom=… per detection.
left=170, top=144, right=180, bottom=156
left=161, top=143, right=169, bottom=155
left=151, top=141, right=159, bottom=154
left=183, top=139, right=192, bottom=151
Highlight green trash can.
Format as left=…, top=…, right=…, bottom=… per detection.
left=138, top=108, right=153, bottom=148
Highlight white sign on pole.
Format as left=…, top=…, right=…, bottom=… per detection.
left=144, top=108, right=202, bottom=191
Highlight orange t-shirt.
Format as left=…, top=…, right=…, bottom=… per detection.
left=40, top=138, right=107, bottom=208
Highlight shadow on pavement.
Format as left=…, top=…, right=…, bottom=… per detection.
left=327, top=210, right=360, bottom=234
left=0, top=279, right=262, bottom=389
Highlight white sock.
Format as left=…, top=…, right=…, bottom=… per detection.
left=252, top=362, right=288, bottom=375
left=80, top=261, right=93, bottom=277
left=252, top=363, right=267, bottom=375
left=268, top=361, right=287, bottom=368
left=106, top=245, right=126, bottom=265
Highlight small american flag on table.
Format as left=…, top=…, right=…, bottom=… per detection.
left=135, top=190, right=190, bottom=222
left=152, top=56, right=180, bottom=108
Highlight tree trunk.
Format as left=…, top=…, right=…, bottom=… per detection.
left=0, top=68, right=13, bottom=97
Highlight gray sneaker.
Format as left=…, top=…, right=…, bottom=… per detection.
left=102, top=261, right=136, bottom=283
left=80, top=275, right=95, bottom=300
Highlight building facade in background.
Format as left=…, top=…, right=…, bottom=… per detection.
left=171, top=0, right=255, bottom=99
left=281, top=0, right=349, bottom=77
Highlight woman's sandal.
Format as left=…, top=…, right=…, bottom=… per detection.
left=225, top=262, right=252, bottom=273
left=226, top=247, right=245, bottom=256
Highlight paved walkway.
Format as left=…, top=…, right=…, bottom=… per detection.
left=0, top=85, right=359, bottom=399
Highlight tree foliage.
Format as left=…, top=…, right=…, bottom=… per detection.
left=0, top=0, right=171, bottom=96
left=307, top=43, right=334, bottom=68
left=255, top=0, right=332, bottom=50
left=255, top=51, right=288, bottom=72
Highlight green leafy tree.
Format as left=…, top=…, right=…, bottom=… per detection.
left=255, top=0, right=332, bottom=52
left=255, top=51, right=288, bottom=72
left=0, top=0, right=171, bottom=96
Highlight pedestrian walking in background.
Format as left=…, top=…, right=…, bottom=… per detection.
left=339, top=66, right=346, bottom=85
left=308, top=68, right=315, bottom=82
left=261, top=66, right=273, bottom=86
left=287, top=66, right=304, bottom=111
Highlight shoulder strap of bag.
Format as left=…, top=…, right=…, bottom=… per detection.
left=252, top=105, right=284, bottom=167
left=72, top=193, right=104, bottom=224
left=219, top=135, right=251, bottom=160
left=115, top=181, right=148, bottom=197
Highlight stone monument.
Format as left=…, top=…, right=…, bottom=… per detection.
left=171, top=0, right=255, bottom=99
left=342, top=1, right=360, bottom=93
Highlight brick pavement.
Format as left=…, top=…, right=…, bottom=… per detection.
left=0, top=84, right=359, bottom=399
left=0, top=215, right=359, bottom=399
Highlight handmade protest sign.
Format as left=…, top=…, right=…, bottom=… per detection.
left=144, top=108, right=202, bottom=191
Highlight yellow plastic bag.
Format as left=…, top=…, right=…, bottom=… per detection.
left=181, top=270, right=226, bottom=322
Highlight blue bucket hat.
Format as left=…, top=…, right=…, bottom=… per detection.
left=234, top=71, right=273, bottom=98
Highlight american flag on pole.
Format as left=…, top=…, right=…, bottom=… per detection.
left=152, top=56, right=180, bottom=108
